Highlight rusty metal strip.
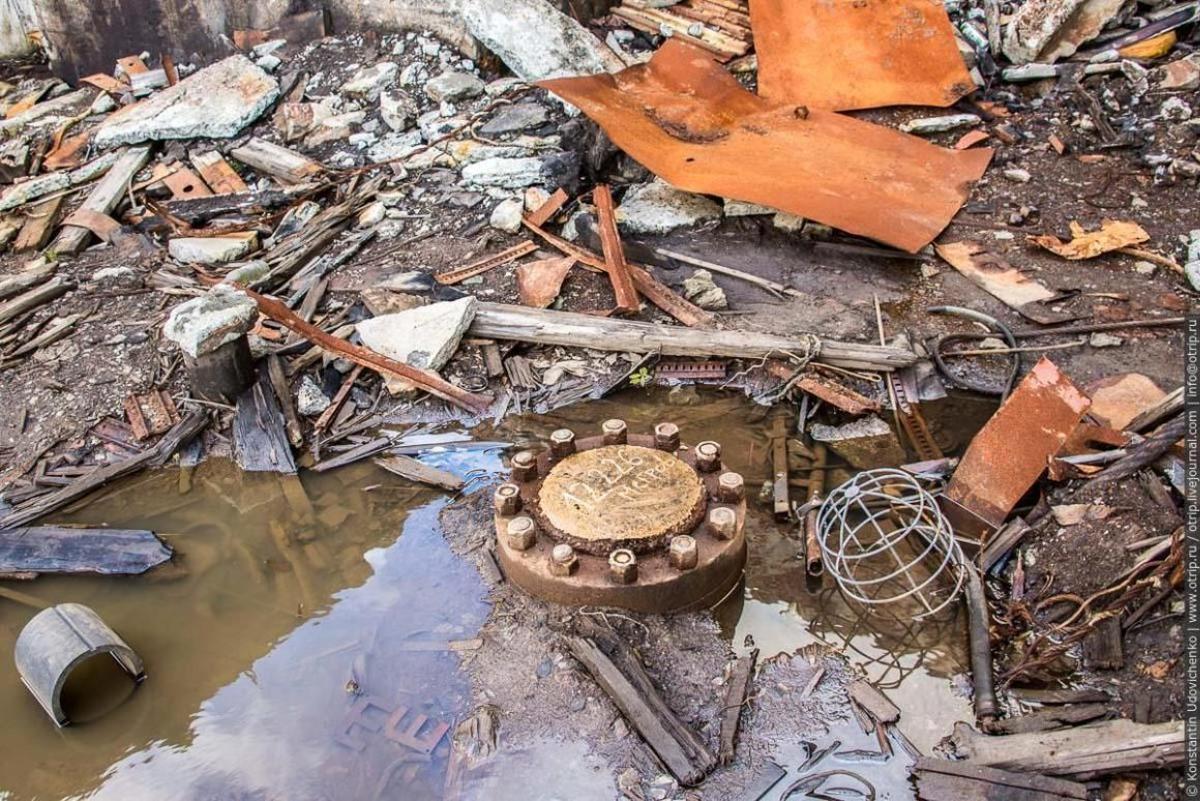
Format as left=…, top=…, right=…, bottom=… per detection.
left=656, top=360, right=728, bottom=380
left=539, top=41, right=991, bottom=254
left=888, top=373, right=943, bottom=462
left=434, top=241, right=537, bottom=286
left=593, top=185, right=641, bottom=313
left=791, top=370, right=880, bottom=415
left=526, top=187, right=568, bottom=228
left=750, top=0, right=975, bottom=111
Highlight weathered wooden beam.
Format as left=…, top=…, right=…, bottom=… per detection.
left=50, top=145, right=153, bottom=255
left=0, top=260, right=54, bottom=300
left=233, top=369, right=297, bottom=474
left=985, top=704, right=1111, bottom=736
left=717, top=649, right=757, bottom=765
left=0, top=277, right=73, bottom=325
left=374, top=455, right=464, bottom=492
left=0, top=526, right=171, bottom=575
left=913, top=757, right=1087, bottom=801
left=231, top=137, right=323, bottom=184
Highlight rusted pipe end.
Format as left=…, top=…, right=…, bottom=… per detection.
left=601, top=418, right=628, bottom=445
left=608, top=549, right=638, bottom=584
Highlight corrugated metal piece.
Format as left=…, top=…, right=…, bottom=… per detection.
left=539, top=41, right=991, bottom=254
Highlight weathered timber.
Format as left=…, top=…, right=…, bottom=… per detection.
left=592, top=185, right=639, bottom=313
left=233, top=369, right=297, bottom=473
left=374, top=455, right=465, bottom=492
left=949, top=718, right=1185, bottom=778
left=0, top=277, right=73, bottom=325
left=849, top=679, right=901, bottom=724
left=13, top=195, right=65, bottom=252
left=1007, top=688, right=1112, bottom=705
left=912, top=757, right=1087, bottom=801
left=163, top=188, right=296, bottom=227
left=468, top=303, right=915, bottom=371
left=187, top=336, right=255, bottom=404
left=51, top=146, right=153, bottom=255
left=231, top=137, right=323, bottom=184
left=1127, top=386, right=1182, bottom=433
left=965, top=568, right=998, bottom=721
left=1093, top=413, right=1184, bottom=484
left=190, top=150, right=249, bottom=195
left=717, top=649, right=757, bottom=765
left=312, top=436, right=392, bottom=473
left=986, top=704, right=1111, bottom=736
left=1081, top=617, right=1124, bottom=670
left=0, top=526, right=171, bottom=575
left=266, top=354, right=303, bottom=447
left=0, top=411, right=207, bottom=529
left=0, top=260, right=54, bottom=300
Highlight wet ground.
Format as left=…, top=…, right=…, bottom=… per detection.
left=0, top=389, right=992, bottom=800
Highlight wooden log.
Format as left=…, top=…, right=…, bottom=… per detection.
left=986, top=704, right=1111, bottom=736
left=50, top=146, right=153, bottom=255
left=0, top=276, right=73, bottom=325
left=0, top=411, right=207, bottom=529
left=468, top=302, right=915, bottom=371
left=231, top=137, right=324, bottom=184
left=233, top=368, right=297, bottom=473
left=912, top=757, right=1087, bottom=801
left=0, top=526, right=172, bottom=575
left=949, top=719, right=1185, bottom=779
left=190, top=150, right=250, bottom=195
left=717, top=649, right=757, bottom=765
left=374, top=455, right=464, bottom=492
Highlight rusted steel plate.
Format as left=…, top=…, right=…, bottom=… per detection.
left=517, top=255, right=575, bottom=308
left=539, top=41, right=992, bottom=254
left=944, top=358, right=1090, bottom=530
left=750, top=0, right=976, bottom=112
left=935, top=241, right=1078, bottom=324
left=434, top=241, right=537, bottom=285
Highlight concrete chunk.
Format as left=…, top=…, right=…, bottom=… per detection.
left=810, top=416, right=905, bottom=469
left=163, top=285, right=257, bottom=358
left=616, top=180, right=722, bottom=234
left=168, top=235, right=256, bottom=264
left=356, top=296, right=477, bottom=374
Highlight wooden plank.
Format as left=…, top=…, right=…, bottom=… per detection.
left=849, top=679, right=900, bottom=724
left=190, top=150, right=249, bottom=195
left=717, top=649, right=757, bottom=764
left=232, top=369, right=297, bottom=474
left=51, top=145, right=153, bottom=255
left=231, top=137, right=323, bottom=184
left=0, top=277, right=72, bottom=325
left=987, top=704, right=1111, bottom=736
left=312, top=436, right=392, bottom=473
left=1008, top=688, right=1112, bottom=705
left=374, top=455, right=464, bottom=492
left=592, top=185, right=640, bottom=313
left=0, top=526, right=172, bottom=575
left=914, top=757, right=1087, bottom=799
left=265, top=354, right=304, bottom=447
left=161, top=166, right=212, bottom=200
left=13, top=195, right=65, bottom=252
left=1081, top=617, right=1123, bottom=670
left=0, top=260, right=54, bottom=300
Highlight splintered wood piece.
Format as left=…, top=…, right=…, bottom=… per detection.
left=190, top=150, right=249, bottom=195
left=13, top=195, right=65, bottom=252
left=0, top=526, right=173, bottom=575
left=62, top=208, right=120, bottom=242
left=233, top=369, right=297, bottom=474
left=526, top=187, right=568, bottom=227
left=161, top=166, right=213, bottom=200
left=374, top=455, right=464, bottom=491
left=592, top=185, right=639, bottom=313
left=313, top=364, right=362, bottom=434
left=717, top=649, right=757, bottom=765
left=266, top=354, right=304, bottom=447
left=913, top=757, right=1087, bottom=801
left=849, top=679, right=900, bottom=724
left=230, top=137, right=324, bottom=184
left=52, top=145, right=153, bottom=255
left=516, top=255, right=574, bottom=308
left=435, top=241, right=537, bottom=285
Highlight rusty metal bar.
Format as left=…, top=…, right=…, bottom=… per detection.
left=434, top=241, right=537, bottom=286
left=592, top=185, right=641, bottom=314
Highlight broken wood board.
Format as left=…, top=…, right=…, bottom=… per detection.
left=0, top=526, right=172, bottom=575
left=469, top=302, right=917, bottom=371
left=717, top=649, right=757, bottom=765
left=62, top=208, right=121, bottom=242
left=0, top=260, right=54, bottom=300
left=233, top=370, right=297, bottom=474
left=912, top=757, right=1087, bottom=801
left=751, top=0, right=974, bottom=111
left=766, top=364, right=880, bottom=414
left=13, top=195, right=65, bottom=252
left=986, top=703, right=1111, bottom=736
left=539, top=40, right=991, bottom=253
left=50, top=145, right=153, bottom=255
left=191, top=150, right=250, bottom=195
left=613, top=0, right=751, bottom=60
left=374, top=455, right=464, bottom=492
left=231, top=137, right=323, bottom=184
left=935, top=241, right=1077, bottom=324
left=162, top=166, right=213, bottom=200
left=1032, top=219, right=1149, bottom=260
left=0, top=277, right=73, bottom=325
left=849, top=679, right=900, bottom=724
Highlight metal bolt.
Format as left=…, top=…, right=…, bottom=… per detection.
left=511, top=450, right=538, bottom=482
left=601, top=418, right=628, bottom=445
left=695, top=441, right=722, bottom=472
left=718, top=472, right=745, bottom=502
left=494, top=483, right=522, bottom=515
left=550, top=429, right=577, bottom=459
left=608, top=549, right=638, bottom=584
left=708, top=506, right=737, bottom=540
left=654, top=422, right=680, bottom=452
left=669, top=535, right=698, bottom=570
left=550, top=543, right=578, bottom=576
left=506, top=516, right=537, bottom=550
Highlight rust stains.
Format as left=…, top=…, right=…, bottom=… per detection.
left=539, top=40, right=992, bottom=253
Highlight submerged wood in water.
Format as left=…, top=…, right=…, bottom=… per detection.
left=0, top=526, right=172, bottom=575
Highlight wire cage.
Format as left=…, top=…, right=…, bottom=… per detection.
left=816, top=469, right=966, bottom=619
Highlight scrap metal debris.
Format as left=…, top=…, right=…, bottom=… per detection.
left=1031, top=220, right=1151, bottom=261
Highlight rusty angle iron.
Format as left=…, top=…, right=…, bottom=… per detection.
left=494, top=419, right=747, bottom=613
left=539, top=40, right=992, bottom=254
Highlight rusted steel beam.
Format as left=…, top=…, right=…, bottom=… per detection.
left=592, top=184, right=640, bottom=313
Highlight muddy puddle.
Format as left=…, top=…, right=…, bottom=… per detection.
left=0, top=388, right=995, bottom=800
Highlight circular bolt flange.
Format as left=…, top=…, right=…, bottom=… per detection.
left=550, top=429, right=577, bottom=459
left=550, top=543, right=578, bottom=576
left=608, top=549, right=638, bottom=584
left=708, top=507, right=736, bottom=540
left=506, top=516, right=537, bottom=550
left=512, top=450, right=538, bottom=482
left=494, top=483, right=522, bottom=515
left=654, top=422, right=680, bottom=452
left=695, top=441, right=722, bottom=473
left=668, top=535, right=698, bottom=570
left=601, top=419, right=628, bottom=445
left=718, top=472, right=745, bottom=502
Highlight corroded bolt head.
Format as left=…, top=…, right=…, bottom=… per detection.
left=669, top=535, right=698, bottom=570
left=708, top=506, right=737, bottom=540
left=506, top=516, right=537, bottom=550
left=494, top=483, right=522, bottom=515
left=608, top=548, right=638, bottom=584
left=695, top=441, right=722, bottom=472
left=550, top=428, right=577, bottom=458
left=654, top=422, right=680, bottom=452
left=550, top=543, right=578, bottom=576
left=718, top=472, right=745, bottom=502
left=511, top=450, right=538, bottom=482
left=601, top=418, right=628, bottom=445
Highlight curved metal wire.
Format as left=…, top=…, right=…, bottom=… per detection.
left=816, top=469, right=966, bottom=619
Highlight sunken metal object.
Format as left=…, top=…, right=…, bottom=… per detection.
left=494, top=420, right=746, bottom=613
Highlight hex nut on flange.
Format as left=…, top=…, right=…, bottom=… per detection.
left=718, top=472, right=745, bottom=502
left=550, top=543, right=578, bottom=576
left=601, top=418, right=628, bottom=445
left=654, top=422, right=680, bottom=452
left=695, top=441, right=722, bottom=472
left=668, top=535, right=698, bottom=570
left=708, top=507, right=736, bottom=540
left=608, top=549, right=638, bottom=584
left=550, top=429, right=576, bottom=459
left=512, top=450, right=538, bottom=481
left=506, top=516, right=537, bottom=550
left=494, top=483, right=522, bottom=515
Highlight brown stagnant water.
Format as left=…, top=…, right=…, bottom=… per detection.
left=0, top=388, right=996, bottom=800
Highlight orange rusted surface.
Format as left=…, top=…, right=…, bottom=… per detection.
left=750, top=0, right=975, bottom=111
left=593, top=185, right=640, bottom=313
left=539, top=41, right=992, bottom=253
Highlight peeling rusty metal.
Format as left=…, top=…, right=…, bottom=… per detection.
left=935, top=241, right=1079, bottom=324
left=791, top=369, right=880, bottom=415
left=888, top=373, right=943, bottom=462
left=516, top=255, right=575, bottom=308
left=593, top=184, right=641, bottom=313
left=434, top=241, right=537, bottom=286
left=943, top=358, right=1090, bottom=535
left=539, top=41, right=992, bottom=254
left=750, top=0, right=976, bottom=111
left=656, top=360, right=728, bottom=381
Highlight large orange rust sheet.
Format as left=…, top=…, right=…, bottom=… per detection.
left=539, top=41, right=992, bottom=253
left=751, top=0, right=976, bottom=111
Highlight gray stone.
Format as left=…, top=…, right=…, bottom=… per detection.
left=296, top=376, right=331, bottom=416
left=898, top=114, right=980, bottom=135
left=1003, top=0, right=1126, bottom=64
left=221, top=260, right=271, bottom=285
left=616, top=180, right=721, bottom=234
left=810, top=416, right=905, bottom=470
left=723, top=198, right=775, bottom=217
left=367, top=129, right=424, bottom=163
left=681, top=270, right=727, bottom=310
left=343, top=62, right=399, bottom=101
left=773, top=212, right=806, bottom=232
left=489, top=197, right=525, bottom=233
left=168, top=236, right=255, bottom=264
left=380, top=88, right=419, bottom=132
left=163, top=285, right=257, bottom=358
left=1004, top=168, right=1032, bottom=183
left=1184, top=229, right=1200, bottom=292
left=303, top=111, right=365, bottom=147
left=95, top=56, right=278, bottom=148
left=478, top=102, right=549, bottom=136
left=419, top=109, right=469, bottom=142
left=425, top=71, right=485, bottom=103
left=1089, top=332, right=1123, bottom=348
left=461, top=151, right=579, bottom=189
left=356, top=297, right=478, bottom=379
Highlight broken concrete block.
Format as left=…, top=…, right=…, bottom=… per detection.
left=380, top=88, right=419, bottom=132
left=168, top=235, right=256, bottom=264
left=163, top=285, right=257, bottom=358
left=773, top=212, right=806, bottom=232
left=899, top=114, right=981, bottom=135
left=303, top=111, right=365, bottom=147
left=96, top=56, right=279, bottom=148
left=616, top=180, right=722, bottom=234
left=489, top=197, right=525, bottom=233
left=1003, top=0, right=1126, bottom=65
left=461, top=151, right=579, bottom=189
left=724, top=199, right=775, bottom=217
left=810, top=416, right=905, bottom=470
left=356, top=296, right=477, bottom=374
left=296, top=376, right=331, bottom=416
left=425, top=71, right=485, bottom=103
left=478, top=102, right=549, bottom=136
left=681, top=270, right=727, bottom=310
left=343, top=62, right=399, bottom=101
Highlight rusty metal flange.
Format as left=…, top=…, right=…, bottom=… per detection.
left=494, top=421, right=746, bottom=613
